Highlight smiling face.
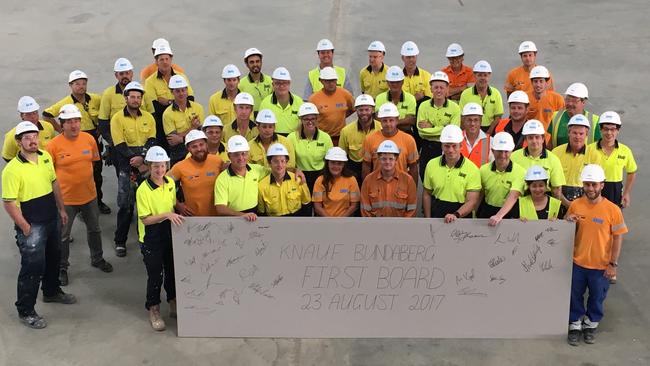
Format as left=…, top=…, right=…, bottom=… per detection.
left=525, top=134, right=544, bottom=153
left=430, top=81, right=449, bottom=100
left=270, top=155, right=287, bottom=177
left=509, top=102, right=528, bottom=122
left=565, top=95, right=586, bottom=116
left=149, top=161, right=168, bottom=180
left=188, top=139, right=208, bottom=162
left=356, top=105, right=373, bottom=124
left=204, top=126, right=222, bottom=145
left=493, top=149, right=511, bottom=168
left=69, top=79, right=87, bottom=95
left=531, top=78, right=547, bottom=94
left=583, top=181, right=604, bottom=201
left=245, top=55, right=262, bottom=74
left=318, top=50, right=333, bottom=66
left=115, top=70, right=133, bottom=87
left=228, top=151, right=249, bottom=169
left=462, top=115, right=481, bottom=136
left=301, top=115, right=318, bottom=135
left=447, top=55, right=463, bottom=70
left=272, top=79, right=290, bottom=97
left=599, top=124, right=619, bottom=144
left=528, top=180, right=547, bottom=198
left=442, top=142, right=461, bottom=161
left=378, top=153, right=397, bottom=173
left=327, top=160, right=345, bottom=177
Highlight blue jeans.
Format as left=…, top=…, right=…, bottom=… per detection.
left=570, top=263, right=610, bottom=323
left=15, top=220, right=62, bottom=316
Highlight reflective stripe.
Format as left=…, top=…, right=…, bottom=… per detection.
left=406, top=204, right=417, bottom=211
left=612, top=223, right=627, bottom=232
left=312, top=191, right=323, bottom=198
left=550, top=109, right=565, bottom=147
left=480, top=137, right=490, bottom=165
left=349, top=192, right=360, bottom=197
left=368, top=200, right=409, bottom=210
left=360, top=203, right=373, bottom=210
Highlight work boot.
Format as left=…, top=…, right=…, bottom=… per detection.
left=91, top=259, right=114, bottom=273
left=19, top=312, right=47, bottom=329
left=43, top=291, right=77, bottom=304
left=115, top=244, right=126, bottom=258
left=567, top=329, right=582, bottom=346
left=98, top=201, right=112, bottom=214
left=149, top=305, right=165, bottom=331
left=583, top=327, right=597, bottom=344
left=169, top=299, right=177, bottom=318
left=59, top=269, right=68, bottom=286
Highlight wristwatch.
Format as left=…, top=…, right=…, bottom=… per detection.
left=453, top=211, right=461, bottom=218
left=609, top=261, right=618, bottom=267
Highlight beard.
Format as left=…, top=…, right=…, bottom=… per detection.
left=192, top=150, right=208, bottom=162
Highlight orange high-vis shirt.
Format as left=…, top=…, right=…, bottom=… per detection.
left=140, top=63, right=185, bottom=82
left=362, top=130, right=419, bottom=173
left=169, top=154, right=224, bottom=216
left=441, top=64, right=475, bottom=90
left=567, top=196, right=628, bottom=270
left=504, top=65, right=555, bottom=94
left=312, top=175, right=360, bottom=217
left=360, top=169, right=417, bottom=217
left=308, top=87, right=355, bottom=137
left=46, top=132, right=100, bottom=205
left=526, top=90, right=565, bottom=130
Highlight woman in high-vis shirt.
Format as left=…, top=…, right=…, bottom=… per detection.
left=313, top=147, right=360, bottom=217
left=287, top=103, right=333, bottom=192
left=511, top=165, right=564, bottom=221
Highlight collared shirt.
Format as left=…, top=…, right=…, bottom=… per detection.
left=110, top=107, right=156, bottom=147
left=144, top=70, right=194, bottom=101
left=312, top=175, right=360, bottom=216
left=99, top=83, right=154, bottom=121
left=258, top=171, right=311, bottom=216
left=239, top=73, right=273, bottom=112
left=308, top=87, right=355, bottom=137
left=169, top=154, right=223, bottom=216
left=44, top=93, right=102, bottom=131
left=494, top=118, right=526, bottom=149
left=214, top=163, right=269, bottom=212
left=374, top=91, right=417, bottom=119
left=2, top=120, right=56, bottom=161
left=526, top=90, right=564, bottom=129
left=136, top=176, right=176, bottom=242
left=402, top=66, right=432, bottom=99
left=416, top=99, right=461, bottom=141
left=140, top=63, right=185, bottom=82
left=259, top=92, right=304, bottom=134
left=287, top=129, right=333, bottom=171
left=305, top=65, right=353, bottom=99
left=480, top=160, right=526, bottom=207
left=222, top=120, right=259, bottom=143
left=162, top=100, right=205, bottom=135
left=47, top=132, right=100, bottom=205
left=591, top=139, right=637, bottom=182
left=359, top=63, right=388, bottom=98
left=461, top=130, right=494, bottom=167
left=552, top=143, right=601, bottom=187
left=510, top=147, right=566, bottom=188
left=548, top=110, right=601, bottom=147
left=362, top=130, right=419, bottom=173
left=441, top=64, right=476, bottom=90
left=360, top=169, right=417, bottom=217
left=1, top=150, right=58, bottom=223
left=423, top=155, right=481, bottom=203
left=208, top=88, right=239, bottom=126
left=339, top=119, right=382, bottom=162
left=459, top=86, right=504, bottom=127
left=504, top=65, right=555, bottom=94
left=248, top=134, right=296, bottom=168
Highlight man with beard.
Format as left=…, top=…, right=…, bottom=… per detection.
left=565, top=164, right=627, bottom=346
left=238, top=48, right=272, bottom=115
left=493, top=91, right=530, bottom=149
left=3, top=96, right=56, bottom=162
left=339, top=94, right=381, bottom=182
left=169, top=130, right=225, bottom=217
left=2, top=121, right=76, bottom=329
left=304, top=39, right=354, bottom=99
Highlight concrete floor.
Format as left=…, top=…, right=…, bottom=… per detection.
left=0, top=0, right=649, bottom=365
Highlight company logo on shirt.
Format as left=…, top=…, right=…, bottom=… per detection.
left=206, top=171, right=216, bottom=176
left=592, top=217, right=604, bottom=224
left=335, top=103, right=345, bottom=108
left=82, top=150, right=90, bottom=155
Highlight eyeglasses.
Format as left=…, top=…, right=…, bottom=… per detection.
left=302, top=117, right=317, bottom=123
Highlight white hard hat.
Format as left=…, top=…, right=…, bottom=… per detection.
left=151, top=38, right=169, bottom=49
left=123, top=81, right=145, bottom=95
left=368, top=41, right=386, bottom=53
left=446, top=43, right=464, bottom=57
left=145, top=146, right=170, bottom=163
left=316, top=39, right=334, bottom=51
left=400, top=41, right=419, bottom=56
left=565, top=82, right=589, bottom=99
left=227, top=135, right=250, bottom=153
left=58, top=104, right=82, bottom=120
left=298, top=102, right=319, bottom=117
left=168, top=75, right=188, bottom=89
left=385, top=66, right=405, bottom=82
left=522, top=119, right=545, bottom=135
left=429, top=71, right=449, bottom=84
left=524, top=165, right=549, bottom=181
left=266, top=143, right=289, bottom=157
left=491, top=132, right=516, bottom=151
left=529, top=65, right=550, bottom=79
left=462, top=102, right=483, bottom=116
left=377, top=103, right=399, bottom=118
left=222, top=64, right=242, bottom=78
left=567, top=114, right=591, bottom=129
left=271, top=67, right=291, bottom=81
left=14, top=121, right=39, bottom=136
left=233, top=92, right=254, bottom=106
left=439, top=124, right=464, bottom=143
left=473, top=60, right=492, bottom=73
left=185, top=129, right=208, bottom=145
left=354, top=94, right=375, bottom=108
left=599, top=111, right=622, bottom=126
left=377, top=140, right=400, bottom=154
left=202, top=115, right=224, bottom=129
left=507, top=90, right=530, bottom=104
left=319, top=66, right=338, bottom=80
left=518, top=41, right=538, bottom=54
left=17, top=96, right=39, bottom=113
left=256, top=109, right=277, bottom=124
left=580, top=164, right=606, bottom=183
left=113, top=58, right=133, bottom=72
left=68, top=70, right=88, bottom=83
left=325, top=147, right=348, bottom=161
left=244, top=48, right=262, bottom=59
left=154, top=44, right=173, bottom=57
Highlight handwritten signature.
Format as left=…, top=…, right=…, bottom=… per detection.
left=457, top=287, right=488, bottom=297
left=521, top=244, right=542, bottom=272
left=488, top=256, right=505, bottom=268
left=450, top=229, right=488, bottom=243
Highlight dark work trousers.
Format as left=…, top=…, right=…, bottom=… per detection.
left=419, top=140, right=442, bottom=181
left=347, top=160, right=363, bottom=187
left=152, top=101, right=170, bottom=151
left=140, top=221, right=175, bottom=309
left=14, top=220, right=62, bottom=316
left=114, top=166, right=143, bottom=246
left=602, top=181, right=623, bottom=207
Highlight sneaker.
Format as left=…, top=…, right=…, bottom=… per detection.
left=43, top=291, right=77, bottom=304
left=169, top=299, right=177, bottom=319
left=115, top=245, right=126, bottom=258
left=149, top=305, right=166, bottom=331
left=59, top=269, right=68, bottom=286
left=98, top=201, right=112, bottom=214
left=19, top=313, right=47, bottom=329
left=583, top=327, right=597, bottom=344
left=91, top=259, right=113, bottom=273
left=567, top=329, right=582, bottom=346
